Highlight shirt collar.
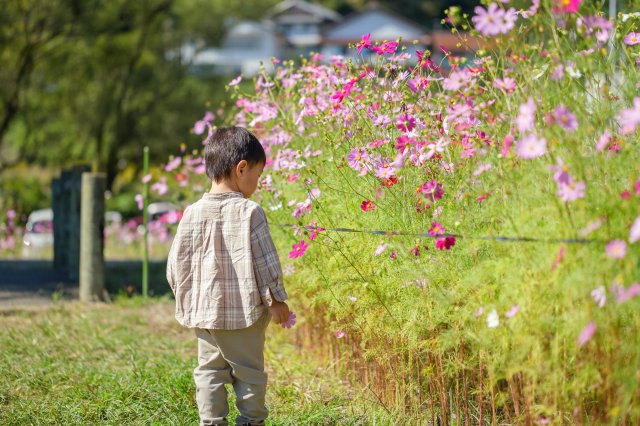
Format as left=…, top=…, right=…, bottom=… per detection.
left=203, top=191, right=244, bottom=200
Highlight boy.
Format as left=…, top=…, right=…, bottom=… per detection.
left=166, top=126, right=290, bottom=426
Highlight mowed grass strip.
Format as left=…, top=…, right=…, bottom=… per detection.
left=0, top=298, right=385, bottom=425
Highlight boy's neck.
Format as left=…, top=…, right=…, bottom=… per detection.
left=209, top=179, right=240, bottom=194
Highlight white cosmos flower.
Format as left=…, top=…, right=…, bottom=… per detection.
left=487, top=309, right=500, bottom=328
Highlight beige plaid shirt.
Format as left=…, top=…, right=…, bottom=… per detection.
left=166, top=191, right=288, bottom=330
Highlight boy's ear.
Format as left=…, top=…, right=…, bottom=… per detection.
left=236, top=160, right=248, bottom=176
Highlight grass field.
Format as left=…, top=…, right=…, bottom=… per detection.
left=0, top=298, right=394, bottom=425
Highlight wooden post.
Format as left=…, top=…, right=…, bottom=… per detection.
left=142, top=146, right=149, bottom=298
left=67, top=165, right=89, bottom=280
left=52, top=177, right=64, bottom=270
left=80, top=172, right=106, bottom=302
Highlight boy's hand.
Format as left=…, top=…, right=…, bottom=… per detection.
left=268, top=301, right=290, bottom=324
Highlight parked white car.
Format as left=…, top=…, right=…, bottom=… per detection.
left=23, top=208, right=54, bottom=248
left=23, top=208, right=123, bottom=248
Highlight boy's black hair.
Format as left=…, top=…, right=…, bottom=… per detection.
left=204, top=126, right=266, bottom=183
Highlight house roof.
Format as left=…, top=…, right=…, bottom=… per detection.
left=268, top=0, right=342, bottom=24
left=322, top=2, right=427, bottom=44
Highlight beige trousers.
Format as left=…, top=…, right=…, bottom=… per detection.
left=193, top=311, right=270, bottom=426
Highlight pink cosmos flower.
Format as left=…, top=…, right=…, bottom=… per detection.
left=577, top=321, right=596, bottom=347
left=281, top=311, right=296, bottom=329
left=335, top=330, right=346, bottom=339
left=556, top=180, right=586, bottom=202
left=374, top=161, right=396, bottom=179
left=550, top=246, right=566, bottom=271
left=292, top=200, right=312, bottom=219
left=389, top=251, right=398, bottom=259
left=624, top=32, right=640, bottom=45
left=193, top=111, right=214, bottom=135
left=442, top=68, right=476, bottom=91
left=165, top=156, right=182, bottom=172
left=289, top=240, right=309, bottom=259
left=472, top=3, right=517, bottom=36
left=141, top=174, right=152, bottom=184
left=548, top=157, right=571, bottom=185
left=551, top=105, right=578, bottom=131
left=306, top=220, right=325, bottom=240
left=374, top=243, right=388, bottom=256
left=595, top=130, right=611, bottom=152
left=505, top=305, right=519, bottom=318
left=347, top=147, right=369, bottom=174
left=516, top=134, right=547, bottom=159
left=477, top=192, right=491, bottom=202
left=396, top=114, right=416, bottom=133
left=605, top=239, right=626, bottom=259
left=360, top=200, right=375, bottom=212
left=550, top=64, right=565, bottom=81
left=501, top=133, right=513, bottom=157
left=428, top=222, right=446, bottom=236
left=616, top=283, right=640, bottom=304
left=228, top=75, right=242, bottom=86
left=617, top=97, right=640, bottom=135
left=493, top=77, right=517, bottom=93
left=630, top=215, right=640, bottom=243
left=418, top=180, right=444, bottom=201
left=435, top=236, right=456, bottom=250
left=151, top=177, right=168, bottom=196
left=578, top=217, right=605, bottom=237
left=520, top=0, right=540, bottom=18
left=516, top=98, right=536, bottom=133
left=473, top=163, right=492, bottom=177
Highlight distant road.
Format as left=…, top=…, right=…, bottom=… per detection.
left=0, top=260, right=77, bottom=309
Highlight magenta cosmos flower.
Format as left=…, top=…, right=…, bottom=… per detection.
left=360, top=200, right=375, bottom=212
left=370, top=41, right=398, bottom=55
left=289, top=240, right=309, bottom=259
left=396, top=113, right=416, bottom=133
left=418, top=180, right=444, bottom=201
left=356, top=33, right=371, bottom=53
left=554, top=0, right=582, bottom=14
left=281, top=311, right=296, bottom=329
left=435, top=236, right=456, bottom=250
left=516, top=134, right=547, bottom=159
left=428, top=222, right=446, bottom=236
left=624, top=32, right=640, bottom=45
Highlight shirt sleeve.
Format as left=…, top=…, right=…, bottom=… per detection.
left=166, top=207, right=189, bottom=294
left=250, top=206, right=288, bottom=306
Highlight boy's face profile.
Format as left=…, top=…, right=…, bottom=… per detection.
left=235, top=160, right=264, bottom=198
